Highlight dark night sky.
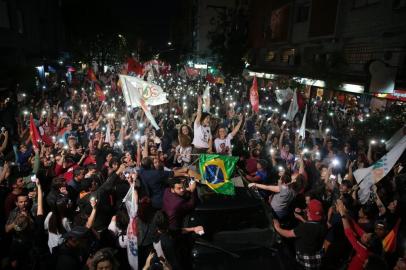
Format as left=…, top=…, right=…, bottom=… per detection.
left=61, top=0, right=178, bottom=53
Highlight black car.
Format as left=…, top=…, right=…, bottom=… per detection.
left=184, top=185, right=281, bottom=270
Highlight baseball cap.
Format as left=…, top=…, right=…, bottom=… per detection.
left=307, top=199, right=323, bottom=221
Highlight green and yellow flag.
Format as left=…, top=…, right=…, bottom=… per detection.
left=199, top=154, right=238, bottom=196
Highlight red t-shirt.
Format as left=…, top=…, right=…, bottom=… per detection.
left=246, top=157, right=258, bottom=175
left=344, top=222, right=369, bottom=270
left=83, top=156, right=96, bottom=166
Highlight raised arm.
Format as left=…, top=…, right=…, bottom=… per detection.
left=372, top=185, right=386, bottom=216
left=97, top=133, right=104, bottom=149
left=367, top=143, right=374, bottom=165
left=85, top=198, right=97, bottom=229
left=0, top=162, right=10, bottom=184
left=347, top=160, right=356, bottom=183
left=0, top=131, right=9, bottom=153
left=142, top=136, right=149, bottom=158
left=195, top=96, right=203, bottom=127
left=279, top=130, right=285, bottom=151
left=230, top=115, right=244, bottom=138
left=249, top=182, right=281, bottom=193
left=36, top=179, right=43, bottom=216
left=294, top=132, right=300, bottom=155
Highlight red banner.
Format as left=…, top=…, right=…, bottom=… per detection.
left=87, top=68, right=97, bottom=82
left=30, top=114, right=41, bottom=149
left=250, top=77, right=259, bottom=113
left=95, top=82, right=106, bottom=101
left=184, top=66, right=199, bottom=78
left=127, top=57, right=144, bottom=76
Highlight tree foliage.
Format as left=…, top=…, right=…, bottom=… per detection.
left=208, top=7, right=249, bottom=75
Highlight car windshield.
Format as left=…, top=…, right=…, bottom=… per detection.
left=185, top=186, right=270, bottom=240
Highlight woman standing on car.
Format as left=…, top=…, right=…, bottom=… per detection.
left=192, top=97, right=212, bottom=155
left=214, top=114, right=244, bottom=156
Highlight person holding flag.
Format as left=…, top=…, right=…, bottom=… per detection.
left=336, top=199, right=384, bottom=270
left=87, top=68, right=106, bottom=102
left=250, top=77, right=259, bottom=113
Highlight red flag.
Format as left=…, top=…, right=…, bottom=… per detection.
left=206, top=73, right=216, bottom=84
left=250, top=77, right=259, bottom=113
left=184, top=66, right=199, bottom=78
left=29, top=114, right=41, bottom=149
left=95, top=82, right=106, bottom=102
left=383, top=219, right=401, bottom=253
left=160, top=62, right=171, bottom=76
left=41, top=134, right=53, bottom=146
left=297, top=91, right=305, bottom=110
left=127, top=57, right=144, bottom=76
left=87, top=68, right=97, bottom=81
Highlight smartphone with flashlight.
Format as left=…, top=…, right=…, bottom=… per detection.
left=30, top=175, right=37, bottom=182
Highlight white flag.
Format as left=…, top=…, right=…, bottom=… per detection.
left=299, top=105, right=307, bottom=139
left=104, top=123, right=111, bottom=144
left=123, top=184, right=138, bottom=270
left=119, top=75, right=168, bottom=107
left=385, top=125, right=406, bottom=151
left=119, top=75, right=167, bottom=130
left=146, top=68, right=155, bottom=82
left=202, top=84, right=211, bottom=113
left=275, top=87, right=293, bottom=105
left=355, top=136, right=406, bottom=204
left=286, top=89, right=298, bottom=121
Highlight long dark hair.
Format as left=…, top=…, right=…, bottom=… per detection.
left=178, top=124, right=192, bottom=147
left=48, top=196, right=70, bottom=234
left=137, top=196, right=155, bottom=223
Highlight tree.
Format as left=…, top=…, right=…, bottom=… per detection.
left=208, top=6, right=249, bottom=76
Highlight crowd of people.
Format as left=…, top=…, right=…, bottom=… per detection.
left=0, top=63, right=405, bottom=270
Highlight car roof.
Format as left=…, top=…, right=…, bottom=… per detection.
left=194, top=187, right=263, bottom=211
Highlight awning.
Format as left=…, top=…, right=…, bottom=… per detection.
left=373, top=89, right=406, bottom=102
left=247, top=70, right=364, bottom=94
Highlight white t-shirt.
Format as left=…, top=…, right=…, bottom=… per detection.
left=192, top=122, right=211, bottom=149
left=214, top=134, right=233, bottom=155
left=44, top=212, right=72, bottom=253
left=108, top=219, right=128, bottom=248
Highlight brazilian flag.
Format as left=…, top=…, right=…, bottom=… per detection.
left=199, top=154, right=238, bottom=196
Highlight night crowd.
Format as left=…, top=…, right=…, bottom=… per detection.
left=0, top=63, right=405, bottom=270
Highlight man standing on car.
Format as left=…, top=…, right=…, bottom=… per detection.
left=273, top=199, right=326, bottom=270
left=162, top=176, right=203, bottom=234
left=162, top=176, right=204, bottom=270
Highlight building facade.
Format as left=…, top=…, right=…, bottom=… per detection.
left=0, top=0, right=65, bottom=89
left=248, top=0, right=406, bottom=98
left=190, top=0, right=250, bottom=63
